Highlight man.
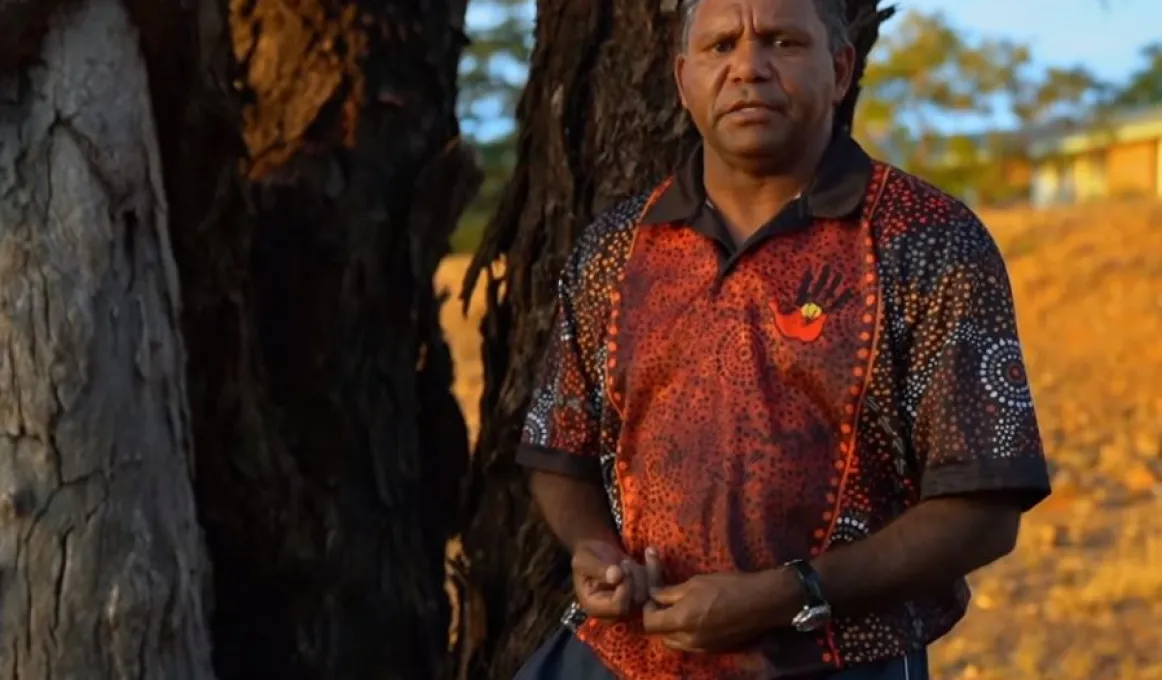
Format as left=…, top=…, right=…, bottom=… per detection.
left=513, top=0, right=1051, bottom=677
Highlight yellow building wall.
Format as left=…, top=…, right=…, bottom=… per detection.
left=1036, top=164, right=1061, bottom=194
left=1071, top=151, right=1108, bottom=200
left=1106, top=139, right=1158, bottom=197
left=1029, top=162, right=1062, bottom=206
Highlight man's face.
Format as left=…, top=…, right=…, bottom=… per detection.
left=675, top=0, right=854, bottom=167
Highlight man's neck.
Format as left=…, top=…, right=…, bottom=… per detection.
left=702, top=129, right=832, bottom=245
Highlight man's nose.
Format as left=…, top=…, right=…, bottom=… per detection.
left=729, top=38, right=772, bottom=82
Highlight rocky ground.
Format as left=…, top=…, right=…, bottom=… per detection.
left=437, top=199, right=1162, bottom=680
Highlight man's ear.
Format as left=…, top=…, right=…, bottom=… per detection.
left=674, top=53, right=689, bottom=109
left=831, top=44, right=856, bottom=105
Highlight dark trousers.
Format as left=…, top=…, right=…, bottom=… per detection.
left=513, top=627, right=929, bottom=680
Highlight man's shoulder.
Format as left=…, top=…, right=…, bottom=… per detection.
left=566, top=187, right=659, bottom=276
left=590, top=188, right=659, bottom=234
left=583, top=187, right=660, bottom=245
left=870, top=161, right=999, bottom=262
left=871, top=161, right=983, bottom=229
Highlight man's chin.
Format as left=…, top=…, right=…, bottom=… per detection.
left=717, top=136, right=794, bottom=169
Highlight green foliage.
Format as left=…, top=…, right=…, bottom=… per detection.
left=853, top=10, right=1108, bottom=205
left=450, top=211, right=489, bottom=254
left=453, top=0, right=533, bottom=254
left=458, top=0, right=532, bottom=137
left=452, top=135, right=517, bottom=253
left=1113, top=42, right=1162, bottom=108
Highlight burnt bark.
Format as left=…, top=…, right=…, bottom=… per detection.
left=460, top=1, right=895, bottom=678
left=149, top=0, right=478, bottom=678
left=0, top=0, right=216, bottom=677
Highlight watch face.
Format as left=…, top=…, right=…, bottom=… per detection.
left=792, top=604, right=832, bottom=632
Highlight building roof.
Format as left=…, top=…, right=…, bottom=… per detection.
left=1030, top=104, right=1162, bottom=157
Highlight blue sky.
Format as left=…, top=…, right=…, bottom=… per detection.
left=464, top=0, right=1157, bottom=139
left=903, top=0, right=1153, bottom=82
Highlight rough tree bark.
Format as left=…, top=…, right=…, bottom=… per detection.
left=152, top=0, right=479, bottom=678
left=460, top=1, right=895, bottom=678
left=0, top=0, right=216, bottom=677
left=2, top=0, right=477, bottom=677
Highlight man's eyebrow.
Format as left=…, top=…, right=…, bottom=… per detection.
left=692, top=18, right=741, bottom=40
left=694, top=17, right=813, bottom=43
left=697, top=25, right=740, bottom=43
left=754, top=16, right=814, bottom=34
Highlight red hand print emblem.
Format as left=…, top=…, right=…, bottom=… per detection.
left=772, top=265, right=855, bottom=342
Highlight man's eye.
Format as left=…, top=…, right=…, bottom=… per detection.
left=711, top=40, right=734, bottom=53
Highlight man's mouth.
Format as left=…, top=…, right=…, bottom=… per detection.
left=727, top=102, right=772, bottom=114
left=722, top=102, right=781, bottom=122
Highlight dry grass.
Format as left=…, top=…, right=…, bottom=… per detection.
left=436, top=199, right=1162, bottom=679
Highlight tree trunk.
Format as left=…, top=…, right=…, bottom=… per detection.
left=152, top=0, right=479, bottom=678
left=461, top=1, right=894, bottom=678
left=0, top=0, right=216, bottom=677
left=459, top=4, right=695, bottom=677
left=2, top=0, right=477, bottom=677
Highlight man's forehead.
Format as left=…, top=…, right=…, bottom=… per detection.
left=691, top=0, right=818, bottom=26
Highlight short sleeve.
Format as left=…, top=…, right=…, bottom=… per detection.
left=901, top=216, right=1051, bottom=511
left=515, top=247, right=607, bottom=483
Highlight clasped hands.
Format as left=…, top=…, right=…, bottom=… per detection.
left=571, top=539, right=799, bottom=653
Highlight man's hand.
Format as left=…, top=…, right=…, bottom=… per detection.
left=572, top=541, right=663, bottom=620
left=642, top=569, right=799, bottom=652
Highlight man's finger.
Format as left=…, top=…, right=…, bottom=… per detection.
left=661, top=635, right=703, bottom=653
left=648, top=582, right=687, bottom=606
left=644, top=547, right=663, bottom=590
left=581, top=597, right=620, bottom=619
left=580, top=584, right=628, bottom=620
left=572, top=548, right=623, bottom=584
left=610, top=581, right=633, bottom=616
left=624, top=559, right=649, bottom=606
left=641, top=598, right=688, bottom=634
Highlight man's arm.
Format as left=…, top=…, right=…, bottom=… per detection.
left=516, top=226, right=664, bottom=616
left=808, top=494, right=1018, bottom=613
left=534, top=469, right=663, bottom=618
left=515, top=223, right=627, bottom=556
left=530, top=470, right=621, bottom=553
left=642, top=494, right=1023, bottom=650
left=811, top=211, right=1049, bottom=615
left=747, top=495, right=1022, bottom=628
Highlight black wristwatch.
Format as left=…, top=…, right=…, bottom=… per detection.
left=783, top=559, right=832, bottom=632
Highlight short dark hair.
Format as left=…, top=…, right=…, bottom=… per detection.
left=679, top=0, right=852, bottom=53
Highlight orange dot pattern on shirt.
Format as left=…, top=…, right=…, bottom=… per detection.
left=521, top=162, right=1050, bottom=678
left=572, top=168, right=890, bottom=680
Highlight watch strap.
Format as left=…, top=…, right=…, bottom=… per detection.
left=783, top=558, right=826, bottom=607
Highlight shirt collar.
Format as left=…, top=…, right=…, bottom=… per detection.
left=640, top=128, right=873, bottom=227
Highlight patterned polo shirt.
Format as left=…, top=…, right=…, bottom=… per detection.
left=516, top=132, right=1051, bottom=680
